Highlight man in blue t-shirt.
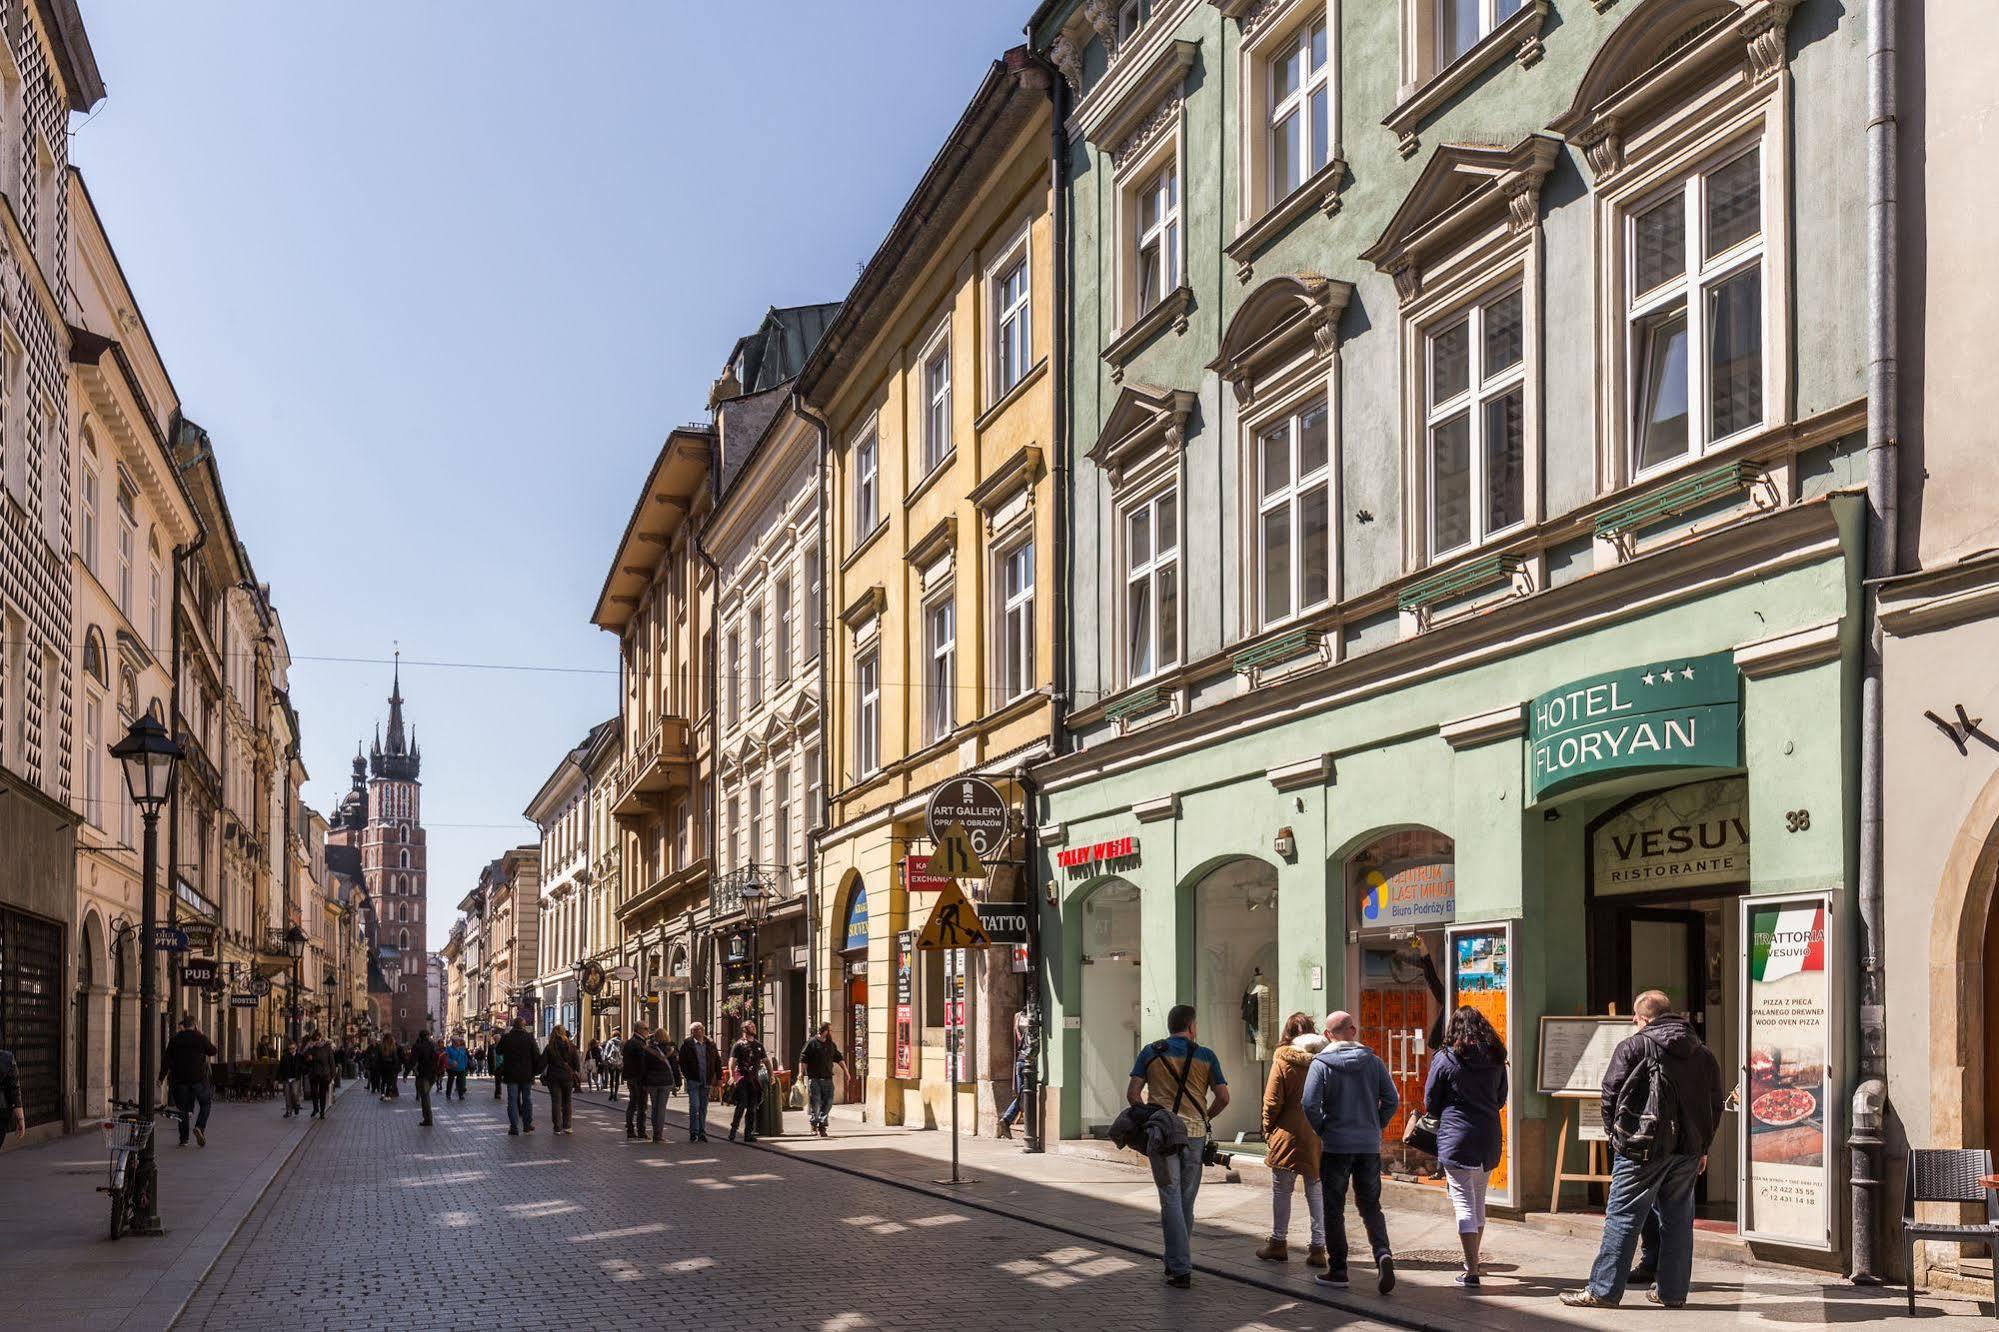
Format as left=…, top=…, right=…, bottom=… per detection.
left=1127, top=1004, right=1229, bottom=1288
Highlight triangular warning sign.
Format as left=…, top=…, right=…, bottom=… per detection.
left=929, top=822, right=987, bottom=880
left=917, top=880, right=992, bottom=951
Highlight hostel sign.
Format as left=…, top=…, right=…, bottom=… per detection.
left=1528, top=653, right=1740, bottom=802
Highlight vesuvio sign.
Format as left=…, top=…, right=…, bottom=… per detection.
left=1057, top=836, right=1138, bottom=871
left=1528, top=653, right=1740, bottom=802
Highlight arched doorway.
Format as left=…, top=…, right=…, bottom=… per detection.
left=1189, top=859, right=1280, bottom=1143
left=667, top=945, right=690, bottom=1040
left=74, top=927, right=93, bottom=1122
left=110, top=931, right=130, bottom=1105
left=839, top=878, right=869, bottom=1103
left=1079, top=877, right=1141, bottom=1132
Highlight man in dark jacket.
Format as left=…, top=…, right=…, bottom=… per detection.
left=679, top=1023, right=721, bottom=1143
left=639, top=1028, right=681, bottom=1144
left=410, top=1029, right=439, bottom=1127
left=1562, top=990, right=1725, bottom=1310
left=797, top=1024, right=845, bottom=1138
left=1303, top=1011, right=1400, bottom=1294
left=495, top=1018, right=541, bottom=1135
left=622, top=1024, right=653, bottom=1139
left=304, top=1031, right=336, bottom=1119
left=162, top=1015, right=217, bottom=1146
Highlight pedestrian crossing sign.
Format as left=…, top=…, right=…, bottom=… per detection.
left=917, top=881, right=992, bottom=952
left=929, top=822, right=987, bottom=880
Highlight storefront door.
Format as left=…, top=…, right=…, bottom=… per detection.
left=1619, top=908, right=1708, bottom=1040
left=1359, top=941, right=1446, bottom=1179
left=1985, top=897, right=1999, bottom=1149
left=844, top=971, right=867, bottom=1102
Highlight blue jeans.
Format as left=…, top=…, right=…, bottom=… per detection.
left=1588, top=1153, right=1701, bottom=1304
left=807, top=1077, right=834, bottom=1126
left=645, top=1084, right=670, bottom=1139
left=1321, top=1152, right=1392, bottom=1271
left=169, top=1081, right=212, bottom=1143
left=505, top=1082, right=533, bottom=1131
left=686, top=1081, right=710, bottom=1138
left=1000, top=1062, right=1028, bottom=1126
left=1149, top=1136, right=1204, bottom=1277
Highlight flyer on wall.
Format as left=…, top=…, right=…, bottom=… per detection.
left=1743, top=895, right=1833, bottom=1249
left=1448, top=921, right=1514, bottom=1202
left=894, top=930, right=916, bottom=1080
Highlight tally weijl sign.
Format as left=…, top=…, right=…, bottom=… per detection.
left=1528, top=652, right=1741, bottom=802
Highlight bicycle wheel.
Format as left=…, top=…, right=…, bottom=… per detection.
left=108, top=1184, right=127, bottom=1241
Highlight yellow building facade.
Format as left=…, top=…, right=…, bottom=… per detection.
left=799, top=56, right=1055, bottom=1129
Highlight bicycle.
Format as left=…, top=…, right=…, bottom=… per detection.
left=100, top=1098, right=183, bottom=1240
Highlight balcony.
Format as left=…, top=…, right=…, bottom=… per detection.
left=609, top=716, right=693, bottom=818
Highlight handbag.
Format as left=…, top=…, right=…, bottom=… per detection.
left=1402, top=1109, right=1441, bottom=1157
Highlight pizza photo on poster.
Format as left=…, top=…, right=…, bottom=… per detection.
left=1745, top=899, right=1830, bottom=1245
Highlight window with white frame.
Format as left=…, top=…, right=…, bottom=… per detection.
left=775, top=767, right=792, bottom=869
left=854, top=432, right=879, bottom=535
left=775, top=571, right=793, bottom=685
left=148, top=547, right=163, bottom=652
left=83, top=691, right=102, bottom=825
left=1628, top=143, right=1764, bottom=474
left=749, top=783, right=764, bottom=868
left=1135, top=163, right=1181, bottom=313
left=922, top=336, right=952, bottom=475
left=1268, top=16, right=1332, bottom=205
left=854, top=650, right=880, bottom=777
left=726, top=795, right=740, bottom=870
left=1123, top=488, right=1180, bottom=683
left=79, top=451, right=97, bottom=575
left=1426, top=285, right=1525, bottom=555
left=997, top=541, right=1036, bottom=704
left=1438, top=0, right=1524, bottom=67
left=803, top=546, right=821, bottom=662
left=116, top=490, right=134, bottom=619
left=994, top=253, right=1031, bottom=398
left=727, top=627, right=742, bottom=727
left=804, top=745, right=821, bottom=825
left=748, top=603, right=764, bottom=711
left=924, top=595, right=955, bottom=743
left=1255, top=401, right=1332, bottom=627
left=1116, top=0, right=1145, bottom=52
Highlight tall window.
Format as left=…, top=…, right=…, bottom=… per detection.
left=749, top=784, right=763, bottom=868
left=854, top=650, right=880, bottom=777
left=1426, top=286, right=1525, bottom=554
left=1256, top=402, right=1332, bottom=626
left=995, top=255, right=1031, bottom=397
left=82, top=692, right=102, bottom=824
left=775, top=573, right=793, bottom=685
left=854, top=433, right=879, bottom=535
left=775, top=768, right=792, bottom=870
left=1136, top=164, right=1181, bottom=311
left=1630, top=144, right=1764, bottom=473
left=1269, top=18, right=1331, bottom=203
left=727, top=628, right=742, bottom=727
left=1439, top=0, right=1524, bottom=66
left=79, top=458, right=97, bottom=575
left=803, top=546, right=822, bottom=662
left=998, top=542, right=1036, bottom=703
left=726, top=795, right=740, bottom=869
left=148, top=548, right=163, bottom=651
left=1124, top=489, right=1180, bottom=682
left=748, top=604, right=764, bottom=711
left=925, top=597, right=955, bottom=743
left=804, top=746, right=822, bottom=826
left=115, top=492, right=134, bottom=619
left=922, top=338, right=952, bottom=475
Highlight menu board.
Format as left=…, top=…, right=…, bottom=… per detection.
left=1536, top=1015, right=1632, bottom=1096
left=1741, top=894, right=1835, bottom=1250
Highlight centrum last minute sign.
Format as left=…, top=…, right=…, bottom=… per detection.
left=1528, top=652, right=1741, bottom=802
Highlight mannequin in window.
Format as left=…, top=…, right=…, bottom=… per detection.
left=1244, top=968, right=1276, bottom=1064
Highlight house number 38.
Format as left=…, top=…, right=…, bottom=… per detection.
left=1785, top=809, right=1811, bottom=832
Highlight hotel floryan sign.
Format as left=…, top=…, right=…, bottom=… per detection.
left=1528, top=652, right=1741, bottom=802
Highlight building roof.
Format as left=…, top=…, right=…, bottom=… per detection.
left=718, top=303, right=843, bottom=401
left=591, top=424, right=714, bottom=632
left=35, top=0, right=104, bottom=111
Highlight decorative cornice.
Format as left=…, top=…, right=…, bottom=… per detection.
left=967, top=445, right=1046, bottom=514
left=1265, top=754, right=1333, bottom=791
left=1103, top=285, right=1193, bottom=380
left=1360, top=135, right=1561, bottom=307
left=1226, top=155, right=1349, bottom=285
left=1440, top=705, right=1526, bottom=750
left=1131, top=793, right=1180, bottom=823
left=1733, top=618, right=1841, bottom=678
left=839, top=584, right=886, bottom=631
left=1111, top=93, right=1183, bottom=172
left=1383, top=0, right=1550, bottom=159
left=1086, top=381, right=1199, bottom=486
left=1209, top=272, right=1352, bottom=405
left=1075, top=37, right=1199, bottom=160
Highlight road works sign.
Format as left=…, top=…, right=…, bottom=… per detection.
left=928, top=823, right=988, bottom=880
left=916, top=881, right=991, bottom=952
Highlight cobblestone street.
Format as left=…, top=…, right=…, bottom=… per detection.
left=173, top=1085, right=1391, bottom=1332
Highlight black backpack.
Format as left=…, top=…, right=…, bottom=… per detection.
left=1607, top=1039, right=1680, bottom=1163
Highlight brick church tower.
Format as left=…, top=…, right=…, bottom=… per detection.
left=361, top=658, right=427, bottom=1042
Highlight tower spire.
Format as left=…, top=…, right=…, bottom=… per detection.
left=386, top=650, right=407, bottom=755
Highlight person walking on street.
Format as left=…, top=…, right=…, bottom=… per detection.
left=496, top=1018, right=542, bottom=1134
left=543, top=1026, right=582, bottom=1134
left=491, top=1035, right=505, bottom=1098
left=726, top=1023, right=769, bottom=1144
left=305, top=1030, right=336, bottom=1119
left=679, top=1023, right=721, bottom=1143
left=377, top=1034, right=401, bottom=1101
left=1127, top=1004, right=1228, bottom=1290
left=640, top=1026, right=681, bottom=1144
left=410, top=1028, right=439, bottom=1127
left=0, top=1047, right=20, bottom=1149
left=997, top=1008, right=1034, bottom=1141
left=603, top=1029, right=622, bottom=1100
left=584, top=1039, right=601, bottom=1091
left=1303, top=1010, right=1400, bottom=1295
left=1424, top=1006, right=1510, bottom=1288
left=162, top=1014, right=217, bottom=1147
left=797, top=1023, right=844, bottom=1138
left=622, top=1024, right=652, bottom=1139
left=278, top=1039, right=306, bottom=1117
left=1561, top=990, right=1725, bottom=1310
left=445, top=1036, right=470, bottom=1101
left=1258, top=1011, right=1329, bottom=1268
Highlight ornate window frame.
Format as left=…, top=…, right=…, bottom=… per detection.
left=1385, top=0, right=1550, bottom=159
left=1220, top=0, right=1346, bottom=284
left=1089, top=382, right=1197, bottom=692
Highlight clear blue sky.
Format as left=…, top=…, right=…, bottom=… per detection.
left=70, top=1, right=1028, bottom=949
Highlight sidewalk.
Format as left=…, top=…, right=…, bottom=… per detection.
left=0, top=1083, right=343, bottom=1330
left=567, top=1080, right=1985, bottom=1327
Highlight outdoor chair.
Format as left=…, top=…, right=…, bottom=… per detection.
left=1902, top=1147, right=1998, bottom=1317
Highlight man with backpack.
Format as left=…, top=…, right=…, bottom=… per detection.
left=1562, top=989, right=1724, bottom=1309
left=1125, top=1004, right=1229, bottom=1290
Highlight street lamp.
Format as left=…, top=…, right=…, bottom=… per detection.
left=283, top=925, right=306, bottom=1045
left=109, top=713, right=181, bottom=1238
left=739, top=875, right=771, bottom=1132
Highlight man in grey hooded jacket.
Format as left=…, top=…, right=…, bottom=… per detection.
left=1302, top=1010, right=1400, bottom=1294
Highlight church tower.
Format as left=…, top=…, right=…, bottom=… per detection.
left=362, top=656, right=428, bottom=1042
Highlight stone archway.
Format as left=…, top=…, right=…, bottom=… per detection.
left=1929, top=766, right=1999, bottom=1152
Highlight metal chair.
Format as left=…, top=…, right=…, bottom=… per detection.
left=1903, top=1147, right=1999, bottom=1317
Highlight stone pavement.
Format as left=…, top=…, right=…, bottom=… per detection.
left=0, top=1081, right=341, bottom=1330
left=565, top=1082, right=1989, bottom=1329
left=173, top=1077, right=1396, bottom=1332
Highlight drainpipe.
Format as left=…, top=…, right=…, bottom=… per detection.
left=797, top=394, right=835, bottom=1047
left=1850, top=0, right=1897, bottom=1287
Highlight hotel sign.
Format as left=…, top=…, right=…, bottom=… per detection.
left=1528, top=653, right=1740, bottom=802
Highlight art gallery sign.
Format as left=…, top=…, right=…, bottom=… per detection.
left=1528, top=652, right=1741, bottom=802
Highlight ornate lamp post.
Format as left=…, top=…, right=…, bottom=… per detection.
left=283, top=925, right=306, bottom=1044
left=739, top=876, right=773, bottom=1135
left=109, top=713, right=181, bottom=1237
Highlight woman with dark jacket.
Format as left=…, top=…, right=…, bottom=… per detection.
left=1423, top=1005, right=1510, bottom=1288
left=542, top=1026, right=582, bottom=1134
left=726, top=1022, right=769, bottom=1144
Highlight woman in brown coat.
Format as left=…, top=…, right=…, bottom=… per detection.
left=1258, top=1011, right=1328, bottom=1267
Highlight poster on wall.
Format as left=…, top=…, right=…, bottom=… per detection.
left=1741, top=894, right=1835, bottom=1250
left=944, top=948, right=966, bottom=1084
left=893, top=930, right=916, bottom=1080
left=1448, top=922, right=1516, bottom=1205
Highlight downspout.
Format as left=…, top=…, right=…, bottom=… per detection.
left=1849, top=0, right=1897, bottom=1286
left=797, top=394, right=835, bottom=1045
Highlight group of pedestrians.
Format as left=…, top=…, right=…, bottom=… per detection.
left=1125, top=988, right=1724, bottom=1308
left=276, top=1030, right=338, bottom=1119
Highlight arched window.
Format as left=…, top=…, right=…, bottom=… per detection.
left=400, top=823, right=409, bottom=843
left=399, top=929, right=409, bottom=949
left=81, top=626, right=107, bottom=685
left=399, top=849, right=410, bottom=869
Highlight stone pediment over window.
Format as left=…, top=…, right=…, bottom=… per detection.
left=786, top=689, right=820, bottom=730
left=1208, top=272, right=1352, bottom=406
left=1358, top=135, right=1560, bottom=307
left=1071, top=36, right=1199, bottom=167
left=1548, top=0, right=1797, bottom=181
left=1087, top=381, right=1198, bottom=487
